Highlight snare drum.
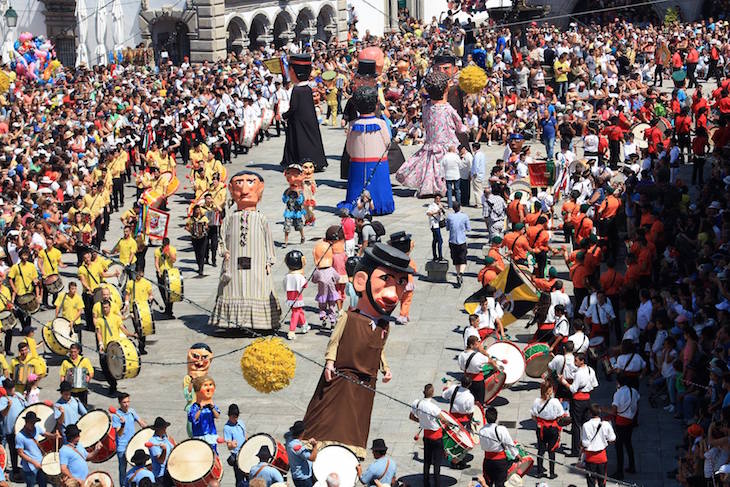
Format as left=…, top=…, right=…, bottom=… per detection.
left=0, top=310, right=17, bottom=331
left=17, top=292, right=39, bottom=314
left=106, top=339, right=141, bottom=380
left=132, top=301, right=155, bottom=337
left=483, top=365, right=507, bottom=405
left=506, top=444, right=533, bottom=477
left=312, top=445, right=359, bottom=487
left=43, top=274, right=64, bottom=295
left=487, top=341, right=526, bottom=386
left=125, top=427, right=155, bottom=465
left=440, top=411, right=475, bottom=462
left=470, top=404, right=485, bottom=443
left=163, top=268, right=183, bottom=303
left=168, top=439, right=223, bottom=487
left=41, top=452, right=61, bottom=486
left=83, top=471, right=114, bottom=487
left=78, top=410, right=117, bottom=463
left=236, top=433, right=289, bottom=474
left=42, top=317, right=77, bottom=356
left=523, top=343, right=553, bottom=378
left=14, top=404, right=56, bottom=454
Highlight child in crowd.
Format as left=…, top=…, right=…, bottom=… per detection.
left=283, top=250, right=309, bottom=340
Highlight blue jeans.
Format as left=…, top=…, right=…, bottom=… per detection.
left=544, top=137, right=555, bottom=161
left=118, top=451, right=127, bottom=487
left=667, top=376, right=677, bottom=405
left=445, top=179, right=460, bottom=208
left=293, top=478, right=314, bottom=487
left=431, top=228, right=443, bottom=260
left=24, top=469, right=47, bottom=487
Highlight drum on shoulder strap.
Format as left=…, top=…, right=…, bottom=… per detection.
left=313, top=445, right=360, bottom=487
left=106, top=338, right=141, bottom=380
left=163, top=269, right=183, bottom=303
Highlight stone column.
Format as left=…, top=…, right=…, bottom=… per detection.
left=336, top=0, right=348, bottom=43
left=189, top=0, right=226, bottom=62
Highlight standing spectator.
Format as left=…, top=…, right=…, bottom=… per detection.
left=458, top=146, right=472, bottom=207
left=426, top=196, right=446, bottom=262
left=446, top=203, right=471, bottom=287
left=224, top=404, right=247, bottom=487
left=470, top=143, right=486, bottom=208
left=442, top=146, right=461, bottom=209
left=540, top=110, right=557, bottom=161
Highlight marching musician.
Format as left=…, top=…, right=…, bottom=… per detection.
left=548, top=304, right=570, bottom=354
left=149, top=416, right=175, bottom=487
left=568, top=320, right=590, bottom=356
left=59, top=423, right=105, bottom=484
left=0, top=277, right=15, bottom=357
left=124, top=264, right=154, bottom=355
left=525, top=215, right=553, bottom=278
left=187, top=205, right=210, bottom=277
left=16, top=410, right=59, bottom=486
left=357, top=439, right=398, bottom=487
left=501, top=223, right=533, bottom=266
left=55, top=282, right=85, bottom=341
left=36, top=242, right=64, bottom=309
left=78, top=251, right=118, bottom=333
left=506, top=193, right=526, bottom=225
left=58, top=343, right=93, bottom=406
left=249, top=446, right=285, bottom=486
left=8, top=247, right=40, bottom=333
left=580, top=405, right=616, bottom=487
left=475, top=288, right=505, bottom=339
left=127, top=450, right=156, bottom=487
left=610, top=340, right=646, bottom=390
left=459, top=336, right=497, bottom=404
left=601, top=373, right=639, bottom=480
left=559, top=352, right=599, bottom=458
left=530, top=381, right=565, bottom=479
left=71, top=211, right=94, bottom=266
left=484, top=237, right=505, bottom=274
left=154, top=237, right=177, bottom=319
left=203, top=191, right=223, bottom=268
left=192, top=167, right=209, bottom=200
left=284, top=420, right=319, bottom=487
left=95, top=299, right=137, bottom=395
left=441, top=376, right=475, bottom=469
left=111, top=143, right=129, bottom=212
left=84, top=181, right=107, bottom=247
left=108, top=226, right=138, bottom=282
left=410, top=384, right=444, bottom=487
left=548, top=341, right=577, bottom=405
left=478, top=406, right=519, bottom=487
left=223, top=403, right=247, bottom=487
left=112, top=392, right=148, bottom=487
left=92, top=285, right=123, bottom=325
left=54, top=380, right=88, bottom=437
left=463, top=314, right=481, bottom=348
left=10, top=341, right=46, bottom=394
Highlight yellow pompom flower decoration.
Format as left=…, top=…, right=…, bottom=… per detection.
left=459, top=65, right=488, bottom=95
left=240, top=338, right=296, bottom=393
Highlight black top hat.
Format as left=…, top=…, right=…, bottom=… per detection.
left=289, top=420, right=306, bottom=437
left=131, top=449, right=150, bottom=466
left=65, top=424, right=81, bottom=439
left=257, top=445, right=272, bottom=462
left=357, top=59, right=377, bottom=78
left=387, top=231, right=412, bottom=254
left=153, top=417, right=171, bottom=430
left=290, top=54, right=312, bottom=81
left=434, top=54, right=457, bottom=65
left=371, top=438, right=388, bottom=452
left=364, top=243, right=415, bottom=275
left=23, top=411, right=40, bottom=423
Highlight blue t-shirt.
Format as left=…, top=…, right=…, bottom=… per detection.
left=249, top=462, right=284, bottom=486
left=54, top=397, right=87, bottom=433
left=149, top=434, right=174, bottom=478
left=112, top=408, right=141, bottom=452
left=722, top=391, right=730, bottom=409
left=188, top=403, right=220, bottom=440
left=16, top=425, right=45, bottom=472
left=285, top=432, right=313, bottom=480
left=540, top=116, right=557, bottom=139
left=223, top=420, right=246, bottom=455
left=126, top=466, right=156, bottom=486
left=59, top=442, right=89, bottom=480
left=360, top=456, right=397, bottom=486
left=1, top=393, right=27, bottom=435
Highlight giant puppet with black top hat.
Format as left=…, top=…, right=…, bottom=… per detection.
left=280, top=53, right=328, bottom=172
left=303, top=242, right=414, bottom=459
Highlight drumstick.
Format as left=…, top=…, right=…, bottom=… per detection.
left=43, top=400, right=54, bottom=407
left=413, top=428, right=423, bottom=441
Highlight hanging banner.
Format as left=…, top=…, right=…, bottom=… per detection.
left=145, top=206, right=170, bottom=241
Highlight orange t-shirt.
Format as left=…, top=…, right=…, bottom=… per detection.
left=600, top=269, right=624, bottom=296
left=585, top=245, right=603, bottom=273
left=533, top=277, right=557, bottom=293
left=562, top=201, right=578, bottom=224
left=526, top=226, right=550, bottom=252
left=487, top=247, right=506, bottom=274
left=570, top=263, right=590, bottom=290
left=598, top=195, right=620, bottom=220
left=503, top=232, right=531, bottom=261
left=574, top=215, right=593, bottom=242
left=524, top=211, right=543, bottom=227
left=478, top=266, right=499, bottom=287
left=506, top=200, right=525, bottom=224
left=624, top=263, right=641, bottom=286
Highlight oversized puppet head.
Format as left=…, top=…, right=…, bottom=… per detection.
left=358, top=46, right=385, bottom=75
left=289, top=53, right=312, bottom=82
left=434, top=52, right=458, bottom=78
left=284, top=163, right=305, bottom=191
left=192, top=374, right=216, bottom=405
left=353, top=243, right=414, bottom=317
left=301, top=160, right=315, bottom=180
left=423, top=70, right=450, bottom=102
left=353, top=85, right=378, bottom=116
left=229, top=170, right=264, bottom=211
left=187, top=343, right=212, bottom=378
left=353, top=59, right=378, bottom=90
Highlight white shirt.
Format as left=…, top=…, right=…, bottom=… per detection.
left=611, top=353, right=646, bottom=373
left=579, top=296, right=615, bottom=325
left=459, top=153, right=473, bottom=179
left=612, top=386, right=639, bottom=420
left=623, top=326, right=640, bottom=344
left=581, top=418, right=616, bottom=451
left=442, top=152, right=462, bottom=181
left=661, top=349, right=678, bottom=378
left=553, top=316, right=570, bottom=339
left=475, top=298, right=504, bottom=330
left=651, top=329, right=668, bottom=355
left=546, top=291, right=572, bottom=322
left=637, top=300, right=652, bottom=330
left=464, top=326, right=480, bottom=348
left=530, top=397, right=565, bottom=420
left=441, top=385, right=475, bottom=415
left=411, top=398, right=442, bottom=431
left=569, top=332, right=590, bottom=354
left=478, top=423, right=519, bottom=456
left=458, top=349, right=490, bottom=375
left=570, top=365, right=598, bottom=394
left=548, top=353, right=577, bottom=380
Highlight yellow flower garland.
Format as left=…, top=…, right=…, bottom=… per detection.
left=458, top=65, right=488, bottom=95
left=240, top=338, right=296, bottom=393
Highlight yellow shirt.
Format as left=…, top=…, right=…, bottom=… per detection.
left=145, top=150, right=162, bottom=169
left=10, top=355, right=47, bottom=392
left=117, top=236, right=138, bottom=266
left=92, top=285, right=122, bottom=321
left=0, top=285, right=12, bottom=310
left=193, top=176, right=209, bottom=199
left=125, top=278, right=152, bottom=305
left=189, top=145, right=210, bottom=164
left=39, top=247, right=62, bottom=277
left=554, top=60, right=570, bottom=83
left=78, top=264, right=102, bottom=292
left=55, top=292, right=84, bottom=325
left=207, top=182, right=227, bottom=209
left=90, top=257, right=111, bottom=283
left=0, top=354, right=8, bottom=376
left=96, top=311, right=124, bottom=346
left=20, top=336, right=38, bottom=358
left=158, top=155, right=175, bottom=174
left=8, top=262, right=38, bottom=295
left=155, top=246, right=177, bottom=273
left=204, top=159, right=224, bottom=183
left=59, top=355, right=94, bottom=391
left=121, top=208, right=137, bottom=224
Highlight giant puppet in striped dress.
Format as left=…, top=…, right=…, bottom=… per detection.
left=209, top=170, right=281, bottom=330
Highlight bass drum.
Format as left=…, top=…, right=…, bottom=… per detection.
left=657, top=117, right=672, bottom=136
left=631, top=123, right=650, bottom=149
left=163, top=269, right=183, bottom=303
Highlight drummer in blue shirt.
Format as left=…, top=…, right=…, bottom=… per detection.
left=249, top=446, right=285, bottom=487
left=149, top=416, right=175, bottom=485
left=15, top=411, right=59, bottom=487
left=112, top=393, right=147, bottom=487
left=223, top=404, right=247, bottom=487
left=284, top=420, right=320, bottom=487
left=126, top=449, right=156, bottom=487
left=1, top=379, right=28, bottom=481
left=54, top=381, right=87, bottom=437
left=357, top=439, right=398, bottom=486
left=59, top=423, right=105, bottom=485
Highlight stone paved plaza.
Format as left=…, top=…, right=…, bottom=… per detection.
left=27, top=123, right=681, bottom=487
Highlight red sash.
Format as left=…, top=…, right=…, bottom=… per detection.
left=484, top=450, right=507, bottom=460
left=467, top=371, right=485, bottom=382
left=585, top=449, right=607, bottom=464
left=615, top=415, right=633, bottom=426
left=451, top=411, right=471, bottom=423
left=423, top=429, right=443, bottom=440
left=573, top=391, right=590, bottom=400
left=478, top=328, right=495, bottom=339
left=538, top=322, right=555, bottom=331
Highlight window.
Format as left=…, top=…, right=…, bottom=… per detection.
left=56, top=38, right=76, bottom=67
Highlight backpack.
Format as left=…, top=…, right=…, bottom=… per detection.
left=366, top=221, right=386, bottom=241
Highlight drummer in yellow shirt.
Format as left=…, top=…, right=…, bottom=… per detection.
left=107, top=226, right=138, bottom=282
left=92, top=285, right=123, bottom=324
left=154, top=237, right=177, bottom=319
left=55, top=282, right=84, bottom=336
left=59, top=343, right=93, bottom=406
left=78, top=251, right=119, bottom=334
left=193, top=167, right=210, bottom=200
left=36, top=243, right=65, bottom=309
left=10, top=341, right=47, bottom=393
left=111, top=144, right=128, bottom=212
left=0, top=280, right=14, bottom=356
left=95, top=299, right=136, bottom=395
left=124, top=264, right=154, bottom=355
left=7, top=247, right=40, bottom=331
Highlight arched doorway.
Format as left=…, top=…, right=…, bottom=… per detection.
left=273, top=10, right=294, bottom=49
left=316, top=4, right=337, bottom=42
left=249, top=13, right=271, bottom=50
left=227, top=17, right=248, bottom=56
left=150, top=16, right=191, bottom=65
left=295, top=8, right=316, bottom=46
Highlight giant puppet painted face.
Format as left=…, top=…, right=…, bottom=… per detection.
left=192, top=374, right=216, bottom=405
left=229, top=171, right=264, bottom=211
left=359, top=47, right=385, bottom=75
left=352, top=243, right=412, bottom=317
left=301, top=161, right=315, bottom=180
left=284, top=164, right=305, bottom=192
left=187, top=343, right=212, bottom=378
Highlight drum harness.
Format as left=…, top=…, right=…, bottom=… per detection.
left=15, top=262, right=32, bottom=298
left=44, top=249, right=58, bottom=277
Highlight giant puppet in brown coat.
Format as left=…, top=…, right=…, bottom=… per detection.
left=303, top=243, right=414, bottom=458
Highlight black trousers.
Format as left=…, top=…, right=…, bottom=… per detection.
left=483, top=457, right=509, bottom=487
left=615, top=424, right=635, bottom=473
left=423, top=437, right=443, bottom=487
left=71, top=390, right=88, bottom=407
left=570, top=398, right=591, bottom=454
left=574, top=288, right=588, bottom=314
left=585, top=461, right=608, bottom=487
left=192, top=237, right=208, bottom=274
left=157, top=273, right=173, bottom=316
left=460, top=178, right=471, bottom=206
left=3, top=328, right=12, bottom=355
left=654, top=64, right=664, bottom=86
left=687, top=63, right=697, bottom=88
left=608, top=139, right=620, bottom=168
left=232, top=463, right=246, bottom=487
left=83, top=292, right=95, bottom=331
left=536, top=426, right=559, bottom=475
left=112, top=177, right=124, bottom=211
left=469, top=379, right=486, bottom=405
left=534, top=251, right=547, bottom=278
left=207, top=226, right=219, bottom=266
left=692, top=156, right=705, bottom=185
left=431, top=228, right=443, bottom=260
left=99, top=352, right=118, bottom=393
left=6, top=432, right=19, bottom=473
